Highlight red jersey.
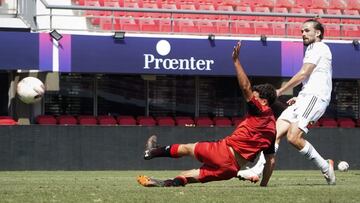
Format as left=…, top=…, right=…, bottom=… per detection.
left=225, top=96, right=276, bottom=161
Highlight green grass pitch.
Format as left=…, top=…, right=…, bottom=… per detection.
left=0, top=170, right=359, bottom=203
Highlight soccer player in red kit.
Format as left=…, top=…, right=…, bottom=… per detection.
left=137, top=41, right=277, bottom=187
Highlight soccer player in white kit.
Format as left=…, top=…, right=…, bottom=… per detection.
left=238, top=19, right=336, bottom=185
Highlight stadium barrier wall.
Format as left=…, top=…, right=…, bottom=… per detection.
left=0, top=125, right=358, bottom=170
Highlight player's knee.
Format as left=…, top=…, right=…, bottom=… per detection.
left=286, top=132, right=299, bottom=145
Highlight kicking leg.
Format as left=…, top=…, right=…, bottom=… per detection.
left=144, top=135, right=196, bottom=160
left=287, top=124, right=335, bottom=185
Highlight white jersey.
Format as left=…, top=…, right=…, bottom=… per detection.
left=300, top=41, right=332, bottom=103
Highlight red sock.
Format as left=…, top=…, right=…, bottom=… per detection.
left=172, top=176, right=188, bottom=186
left=170, top=144, right=180, bottom=158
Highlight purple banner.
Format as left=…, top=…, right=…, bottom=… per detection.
left=281, top=41, right=304, bottom=77
left=39, top=33, right=53, bottom=71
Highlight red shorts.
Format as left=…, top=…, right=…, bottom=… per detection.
left=194, top=140, right=240, bottom=183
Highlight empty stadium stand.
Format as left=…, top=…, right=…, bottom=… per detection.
left=70, top=0, right=360, bottom=38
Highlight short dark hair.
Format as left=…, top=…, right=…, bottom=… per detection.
left=252, top=83, right=277, bottom=106
left=304, top=19, right=324, bottom=40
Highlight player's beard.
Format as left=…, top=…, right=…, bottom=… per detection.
left=303, top=37, right=315, bottom=46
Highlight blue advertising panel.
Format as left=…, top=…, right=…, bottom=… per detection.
left=330, top=43, right=360, bottom=79
left=0, top=31, right=359, bottom=79
left=71, top=36, right=282, bottom=76
left=0, top=31, right=39, bottom=69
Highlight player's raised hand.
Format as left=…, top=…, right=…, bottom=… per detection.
left=232, top=41, right=241, bottom=62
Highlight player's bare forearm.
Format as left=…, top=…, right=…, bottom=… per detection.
left=277, top=63, right=315, bottom=96
left=260, top=154, right=275, bottom=187
left=232, top=42, right=252, bottom=101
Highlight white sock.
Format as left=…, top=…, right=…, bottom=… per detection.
left=275, top=143, right=279, bottom=154
left=299, top=141, right=329, bottom=173
left=250, top=152, right=266, bottom=175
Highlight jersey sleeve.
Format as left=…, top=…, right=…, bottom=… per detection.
left=247, top=96, right=262, bottom=115
left=303, top=44, right=322, bottom=65
left=263, top=140, right=275, bottom=155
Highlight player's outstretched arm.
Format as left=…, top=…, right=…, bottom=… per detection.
left=260, top=153, right=275, bottom=187
left=232, top=41, right=253, bottom=101
left=277, top=63, right=315, bottom=96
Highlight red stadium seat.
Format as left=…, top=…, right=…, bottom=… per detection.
left=100, top=18, right=118, bottom=30
left=97, top=115, right=117, bottom=125
left=273, top=23, right=286, bottom=35
left=175, top=116, right=195, bottom=126
left=253, top=7, right=273, bottom=22
left=142, top=3, right=163, bottom=18
left=214, top=5, right=233, bottom=20
left=328, top=0, right=347, bottom=9
left=325, top=24, right=341, bottom=38
left=312, top=0, right=329, bottom=9
left=174, top=19, right=199, bottom=33
left=159, top=19, right=173, bottom=32
left=274, top=0, right=294, bottom=8
left=213, top=117, right=232, bottom=127
left=308, top=8, right=324, bottom=16
left=272, top=7, right=288, bottom=22
left=288, top=8, right=307, bottom=22
left=36, top=115, right=57, bottom=125
left=137, top=116, right=156, bottom=126
left=342, top=10, right=360, bottom=24
left=198, top=4, right=217, bottom=20
left=254, top=0, right=275, bottom=7
left=178, top=4, right=198, bottom=19
left=119, top=18, right=140, bottom=31
left=342, top=25, right=360, bottom=37
left=288, top=23, right=302, bottom=36
left=232, top=21, right=255, bottom=35
left=0, top=116, right=17, bottom=125
left=117, top=115, right=137, bottom=125
left=139, top=18, right=159, bottom=32
left=325, top=9, right=342, bottom=24
left=78, top=115, right=97, bottom=125
left=195, top=117, right=214, bottom=127
left=216, top=21, right=231, bottom=34
left=234, top=6, right=255, bottom=21
left=57, top=115, right=77, bottom=125
left=254, top=22, right=274, bottom=35
left=319, top=118, right=338, bottom=128
left=347, top=0, right=360, bottom=10
left=338, top=118, right=356, bottom=128
left=197, top=21, right=217, bottom=33
left=294, top=0, right=312, bottom=9
left=156, top=116, right=175, bottom=126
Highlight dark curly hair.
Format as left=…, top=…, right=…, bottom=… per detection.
left=252, top=83, right=277, bottom=106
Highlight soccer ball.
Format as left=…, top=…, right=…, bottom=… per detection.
left=17, top=77, right=45, bottom=104
left=337, top=161, right=349, bottom=172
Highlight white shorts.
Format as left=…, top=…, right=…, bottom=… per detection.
left=278, top=93, right=328, bottom=133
